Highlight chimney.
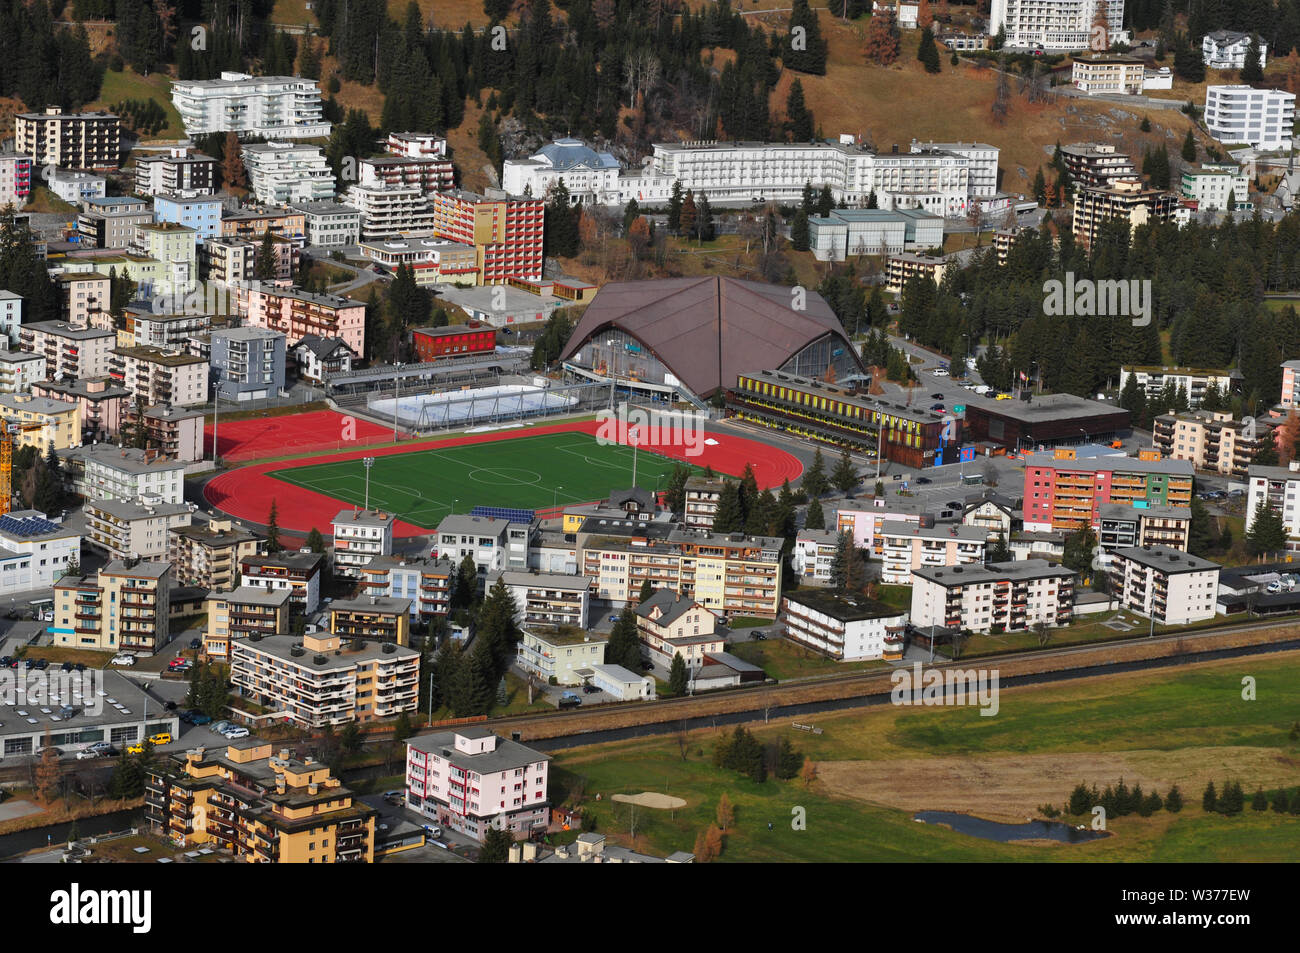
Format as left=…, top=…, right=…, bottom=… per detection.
left=276, top=775, right=286, bottom=794
left=279, top=748, right=289, bottom=760
left=308, top=782, right=318, bottom=795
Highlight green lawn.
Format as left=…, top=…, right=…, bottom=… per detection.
left=268, top=431, right=722, bottom=528
left=91, top=69, right=185, bottom=141
left=728, top=638, right=890, bottom=680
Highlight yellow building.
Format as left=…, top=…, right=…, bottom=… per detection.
left=329, top=596, right=412, bottom=647
left=0, top=393, right=81, bottom=450
left=145, top=738, right=377, bottom=863
left=204, top=585, right=292, bottom=661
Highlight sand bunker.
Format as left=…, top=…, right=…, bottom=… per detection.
left=612, top=792, right=687, bottom=809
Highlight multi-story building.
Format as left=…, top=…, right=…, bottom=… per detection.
left=1071, top=54, right=1146, bottom=94
left=1246, top=462, right=1300, bottom=548
left=879, top=519, right=987, bottom=584
left=123, top=307, right=215, bottom=350
left=1108, top=545, right=1220, bottom=624
left=1202, top=29, right=1267, bottom=70
left=429, top=189, right=545, bottom=284
left=1282, top=360, right=1300, bottom=409
left=835, top=498, right=931, bottom=552
left=792, top=528, right=839, bottom=585
left=20, top=319, right=118, bottom=380
left=1120, top=365, right=1237, bottom=410
left=220, top=206, right=306, bottom=242
left=332, top=508, right=396, bottom=578
left=134, top=147, right=217, bottom=198
left=0, top=510, right=80, bottom=593
left=1097, top=503, right=1191, bottom=555
left=329, top=595, right=412, bottom=647
left=51, top=559, right=172, bottom=652
left=0, top=393, right=80, bottom=450
left=170, top=518, right=262, bottom=590
left=76, top=196, right=153, bottom=248
left=292, top=335, right=355, bottom=384
left=243, top=141, right=336, bottom=205
left=1205, top=85, right=1296, bottom=151
left=910, top=559, right=1077, bottom=633
left=633, top=589, right=725, bottom=669
left=0, top=153, right=33, bottom=209
left=111, top=345, right=208, bottom=407
left=884, top=252, right=948, bottom=294
left=385, top=131, right=449, bottom=159
left=909, top=140, right=1001, bottom=198
left=1057, top=142, right=1139, bottom=188
left=62, top=443, right=187, bottom=504
left=33, top=377, right=128, bottom=441
left=241, top=551, right=325, bottom=614
left=131, top=221, right=199, bottom=298
left=290, top=201, right=361, bottom=247
left=434, top=514, right=533, bottom=576
left=358, top=154, right=455, bottom=196
left=204, top=586, right=292, bottom=660
left=56, top=272, right=111, bottom=328
left=344, top=183, right=435, bottom=242
left=153, top=194, right=223, bottom=244
left=405, top=728, right=550, bottom=842
left=0, top=349, right=44, bottom=394
left=0, top=290, right=20, bottom=348
left=502, top=138, right=622, bottom=203
left=494, top=570, right=591, bottom=629
left=683, top=476, right=726, bottom=529
left=171, top=72, right=330, bottom=139
left=15, top=106, right=121, bottom=170
left=1180, top=163, right=1250, bottom=211
left=515, top=625, right=609, bottom=685
left=357, top=236, right=479, bottom=285
left=993, top=225, right=1032, bottom=265
left=358, top=555, right=454, bottom=618
left=84, top=497, right=193, bottom=560
left=201, top=235, right=254, bottom=285
left=783, top=588, right=908, bottom=661
left=210, top=327, right=287, bottom=402
left=1072, top=179, right=1180, bottom=251
left=118, top=403, right=205, bottom=462
left=1022, top=447, right=1195, bottom=532
left=1153, top=409, right=1268, bottom=477
left=144, top=739, right=377, bottom=862
left=411, top=324, right=496, bottom=361
left=240, top=284, right=366, bottom=357
left=232, top=631, right=420, bottom=725
left=807, top=207, right=945, bottom=261
left=988, top=0, right=1125, bottom=50
left=47, top=169, right=106, bottom=203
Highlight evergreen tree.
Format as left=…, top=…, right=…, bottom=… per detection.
left=831, top=450, right=858, bottom=494
left=917, top=26, right=941, bottom=73
left=775, top=737, right=803, bottom=778
left=786, top=79, right=814, bottom=140
left=784, top=0, right=828, bottom=75
left=669, top=652, right=688, bottom=695
left=667, top=181, right=684, bottom=234
left=1247, top=501, right=1287, bottom=557
left=791, top=208, right=811, bottom=251
left=1252, top=787, right=1269, bottom=811
left=304, top=528, right=326, bottom=553
left=713, top=480, right=744, bottom=533
left=804, top=496, right=826, bottom=530
left=1241, top=34, right=1263, bottom=83
left=265, top=500, right=282, bottom=553
left=478, top=826, right=513, bottom=862
left=1181, top=128, right=1197, bottom=163
left=254, top=229, right=278, bottom=280
left=604, top=604, right=642, bottom=670
left=1164, top=785, right=1183, bottom=812
left=803, top=449, right=828, bottom=497
left=1202, top=780, right=1217, bottom=812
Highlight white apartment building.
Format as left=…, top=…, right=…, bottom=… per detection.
left=1071, top=54, right=1146, bottom=95
left=171, top=72, right=330, bottom=139
left=344, top=184, right=435, bottom=241
left=1119, top=365, right=1237, bottom=409
left=242, top=142, right=336, bottom=205
left=1180, top=163, right=1250, bottom=210
left=516, top=626, right=608, bottom=686
left=47, top=169, right=106, bottom=204
left=1205, top=85, right=1296, bottom=151
left=332, top=508, right=396, bottom=578
left=133, top=147, right=217, bottom=198
left=84, top=498, right=194, bottom=561
left=503, top=138, right=622, bottom=203
left=495, top=570, right=591, bottom=629
left=241, top=551, right=325, bottom=615
left=19, top=320, right=117, bottom=379
left=0, top=510, right=80, bottom=595
left=386, top=132, right=449, bottom=159
left=0, top=349, right=44, bottom=395
left=909, top=140, right=1000, bottom=198
left=111, top=346, right=208, bottom=407
left=1202, top=29, right=1267, bottom=70
left=989, top=0, right=1126, bottom=50
left=1246, top=463, right=1300, bottom=550
left=65, top=443, right=186, bottom=504
left=879, top=520, right=987, bottom=584
left=290, top=201, right=361, bottom=247
left=910, top=560, right=1077, bottom=633
left=835, top=498, right=930, bottom=553
left=782, top=589, right=908, bottom=662
left=1108, top=545, right=1220, bottom=624
left=792, top=528, right=838, bottom=585
left=0, top=290, right=21, bottom=348
left=434, top=514, right=532, bottom=576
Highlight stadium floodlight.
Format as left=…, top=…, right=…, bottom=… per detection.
left=363, top=457, right=376, bottom=511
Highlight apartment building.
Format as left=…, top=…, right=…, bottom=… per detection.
left=15, top=106, right=121, bottom=170
left=358, top=154, right=455, bottom=196
left=51, top=559, right=172, bottom=652
left=171, top=72, right=330, bottom=138
left=405, top=728, right=550, bottom=842
left=1153, top=409, right=1267, bottom=476
left=201, top=236, right=254, bottom=285
left=633, top=589, right=725, bottom=670
left=835, top=498, right=930, bottom=552
left=243, top=142, right=336, bottom=205
left=358, top=555, right=454, bottom=618
left=134, top=147, right=217, bottom=198
left=290, top=201, right=361, bottom=247
left=879, top=519, right=987, bottom=584
left=386, top=131, right=448, bottom=159
left=0, top=290, right=20, bottom=348
left=332, top=508, right=396, bottom=578
left=76, top=196, right=153, bottom=248
left=988, top=0, right=1125, bottom=50
left=0, top=349, right=44, bottom=395
left=32, top=377, right=128, bottom=441
left=358, top=236, right=479, bottom=286
left=241, top=284, right=366, bottom=357
left=344, top=184, right=435, bottom=242
left=1109, top=546, right=1220, bottom=624
left=119, top=403, right=205, bottom=462
left=792, top=528, right=839, bottom=585
left=434, top=514, right=533, bottom=576
left=204, top=586, right=291, bottom=660
left=884, top=252, right=948, bottom=294
left=0, top=393, right=80, bottom=450
left=0, top=510, right=80, bottom=593
left=241, top=551, right=325, bottom=614
left=232, top=631, right=420, bottom=726
left=683, top=476, right=726, bottom=529
left=169, top=518, right=262, bottom=590
left=210, top=327, right=286, bottom=401
left=961, top=492, right=1018, bottom=540
left=62, top=443, right=187, bottom=504
left=909, top=140, right=1001, bottom=198
left=783, top=589, right=908, bottom=661
left=329, top=596, right=412, bottom=647
left=153, top=194, right=223, bottom=244
left=47, top=169, right=105, bottom=203
left=807, top=207, right=944, bottom=261
left=123, top=308, right=215, bottom=350
left=1180, top=163, right=1250, bottom=211
left=1071, top=54, right=1146, bottom=94
left=910, top=560, right=1077, bottom=634
left=993, top=225, right=1031, bottom=265
left=220, top=206, right=306, bottom=242
left=0, top=153, right=33, bottom=209
left=1119, top=365, right=1237, bottom=410
left=1072, top=179, right=1180, bottom=251
left=85, top=498, right=193, bottom=560
left=1057, top=143, right=1139, bottom=188
left=132, top=221, right=199, bottom=297
left=516, top=625, right=609, bottom=685
left=292, top=335, right=355, bottom=384
left=1205, top=85, right=1296, bottom=151
left=1202, top=29, right=1267, bottom=70
left=411, top=324, right=495, bottom=361
left=57, top=272, right=110, bottom=328
left=494, top=570, right=591, bottom=629
left=1097, top=503, right=1191, bottom=556
left=111, top=345, right=208, bottom=407
left=429, top=189, right=546, bottom=284
left=145, top=740, right=376, bottom=862
left=1022, top=447, right=1195, bottom=532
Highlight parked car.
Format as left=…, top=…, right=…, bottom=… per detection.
left=0, top=656, right=9, bottom=668
left=995, top=393, right=1012, bottom=400
left=753, top=632, right=767, bottom=641
left=932, top=368, right=949, bottom=377
left=582, top=684, right=600, bottom=694
left=915, top=477, right=932, bottom=484
left=211, top=721, right=234, bottom=735
left=930, top=404, right=945, bottom=412
left=149, top=732, right=172, bottom=746
left=422, top=824, right=443, bottom=838
left=74, top=663, right=85, bottom=672
left=189, top=638, right=201, bottom=650
left=60, top=661, right=73, bottom=672
left=190, top=713, right=212, bottom=726
left=221, top=726, right=250, bottom=739
left=125, top=742, right=145, bottom=755
left=930, top=392, right=945, bottom=400
left=89, top=742, right=117, bottom=756
left=557, top=694, right=581, bottom=710
left=383, top=790, right=405, bottom=805
left=75, top=749, right=101, bottom=760
left=608, top=614, right=620, bottom=623
left=111, top=654, right=136, bottom=667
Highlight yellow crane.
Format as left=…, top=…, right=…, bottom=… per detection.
left=0, top=422, right=48, bottom=516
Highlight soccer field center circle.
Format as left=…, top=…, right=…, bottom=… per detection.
left=466, top=467, right=545, bottom=486
left=202, top=418, right=805, bottom=538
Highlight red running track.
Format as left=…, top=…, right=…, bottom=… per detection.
left=206, top=410, right=394, bottom=462
left=202, top=420, right=804, bottom=538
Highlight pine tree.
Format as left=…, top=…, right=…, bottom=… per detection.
left=803, top=449, right=828, bottom=497
left=639, top=579, right=654, bottom=603
left=266, top=500, right=282, bottom=553
left=478, top=826, right=513, bottom=862
left=785, top=0, right=828, bottom=75
left=1202, top=780, right=1217, bottom=812
left=713, top=480, right=744, bottom=533
left=667, top=181, right=684, bottom=234
left=1252, top=787, right=1269, bottom=811
left=1246, top=501, right=1287, bottom=557
left=679, top=190, right=697, bottom=240
left=254, top=229, right=278, bottom=280
left=1181, top=127, right=1197, bottom=163
left=669, top=652, right=688, bottom=695
left=791, top=208, right=811, bottom=251
left=786, top=79, right=814, bottom=141
left=804, top=496, right=826, bottom=530
left=304, top=528, right=326, bottom=553
left=917, top=26, right=941, bottom=74
left=831, top=450, right=858, bottom=493
left=1165, top=784, right=1183, bottom=812
left=1241, top=34, right=1263, bottom=83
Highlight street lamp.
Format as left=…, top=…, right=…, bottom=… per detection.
left=629, top=426, right=640, bottom=488
left=553, top=485, right=564, bottom=509
left=362, top=457, right=375, bottom=511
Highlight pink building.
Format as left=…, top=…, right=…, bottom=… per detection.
left=405, top=727, right=550, bottom=842
left=834, top=499, right=928, bottom=555
left=32, top=377, right=129, bottom=441
left=240, top=283, right=366, bottom=357
left=1282, top=360, right=1300, bottom=409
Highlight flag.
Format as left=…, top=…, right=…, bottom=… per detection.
left=1019, top=371, right=1028, bottom=382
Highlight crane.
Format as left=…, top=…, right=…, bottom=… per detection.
left=0, top=421, right=49, bottom=517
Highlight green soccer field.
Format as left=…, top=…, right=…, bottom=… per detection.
left=266, top=431, right=709, bottom=529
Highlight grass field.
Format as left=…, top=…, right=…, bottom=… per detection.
left=267, top=431, right=716, bottom=527
left=90, top=69, right=185, bottom=140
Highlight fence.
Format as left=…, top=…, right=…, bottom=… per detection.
left=369, top=379, right=613, bottom=433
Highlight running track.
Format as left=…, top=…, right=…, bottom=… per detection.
left=202, top=420, right=804, bottom=538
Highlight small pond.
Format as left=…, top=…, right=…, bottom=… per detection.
left=913, top=811, right=1111, bottom=844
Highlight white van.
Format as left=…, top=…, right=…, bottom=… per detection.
left=973, top=385, right=992, bottom=396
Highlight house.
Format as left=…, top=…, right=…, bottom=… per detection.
left=633, top=589, right=725, bottom=670
left=584, top=663, right=656, bottom=700
left=292, top=334, right=356, bottom=384
left=516, top=625, right=608, bottom=685
left=1202, top=29, right=1267, bottom=70
left=782, top=589, right=908, bottom=661
left=210, top=327, right=287, bottom=402
left=961, top=491, right=1019, bottom=540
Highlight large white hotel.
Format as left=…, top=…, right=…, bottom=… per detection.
left=171, top=71, right=331, bottom=139
left=988, top=0, right=1126, bottom=51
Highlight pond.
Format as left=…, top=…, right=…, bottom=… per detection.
left=912, top=810, right=1111, bottom=844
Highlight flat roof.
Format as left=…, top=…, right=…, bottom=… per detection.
left=332, top=508, right=396, bottom=527
left=63, top=443, right=187, bottom=474
left=0, top=670, right=175, bottom=739
left=1022, top=451, right=1194, bottom=477
left=913, top=559, right=1076, bottom=586
left=233, top=632, right=417, bottom=669
left=207, top=585, right=291, bottom=607
left=114, top=345, right=207, bottom=367
left=1112, top=546, right=1220, bottom=574
left=406, top=730, right=550, bottom=773
left=783, top=588, right=906, bottom=622
left=331, top=595, right=412, bottom=614
left=524, top=624, right=607, bottom=646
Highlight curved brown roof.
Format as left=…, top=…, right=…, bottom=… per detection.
left=558, top=276, right=857, bottom=397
